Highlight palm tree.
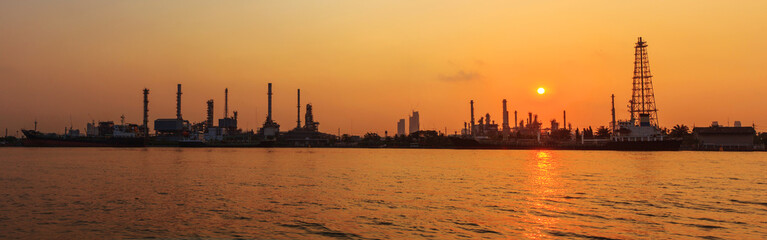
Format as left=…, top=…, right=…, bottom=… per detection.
left=595, top=126, right=611, bottom=139
left=669, top=124, right=690, bottom=138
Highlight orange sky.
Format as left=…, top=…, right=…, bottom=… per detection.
left=1, top=1, right=766, bottom=136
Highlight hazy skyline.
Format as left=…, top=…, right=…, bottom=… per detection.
left=1, top=0, right=766, bottom=135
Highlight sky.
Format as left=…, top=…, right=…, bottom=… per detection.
left=1, top=0, right=766, bottom=136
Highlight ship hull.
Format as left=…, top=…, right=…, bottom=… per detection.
left=22, top=131, right=145, bottom=147
left=607, top=139, right=682, bottom=151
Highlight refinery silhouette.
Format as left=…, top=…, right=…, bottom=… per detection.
left=2, top=37, right=763, bottom=151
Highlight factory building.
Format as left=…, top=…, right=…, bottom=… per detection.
left=154, top=84, right=190, bottom=139
left=281, top=88, right=333, bottom=146
left=257, top=83, right=280, bottom=140
left=693, top=121, right=756, bottom=151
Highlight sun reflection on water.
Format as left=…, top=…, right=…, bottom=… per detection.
left=523, top=150, right=565, bottom=239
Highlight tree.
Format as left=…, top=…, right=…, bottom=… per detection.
left=360, top=132, right=382, bottom=147
left=574, top=129, right=581, bottom=142
left=669, top=124, right=690, bottom=138
left=757, top=132, right=767, bottom=145
left=595, top=126, right=611, bottom=139
left=550, top=129, right=572, bottom=141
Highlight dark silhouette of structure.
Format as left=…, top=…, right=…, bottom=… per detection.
left=154, top=84, right=189, bottom=137
left=409, top=111, right=420, bottom=134
left=304, top=104, right=319, bottom=132
left=218, top=88, right=237, bottom=131
left=224, top=88, right=229, bottom=118
left=296, top=89, right=301, bottom=129
left=630, top=37, right=659, bottom=126
left=258, top=83, right=280, bottom=140
left=176, top=84, right=182, bottom=120
left=206, top=99, right=214, bottom=132
left=470, top=100, right=475, bottom=136
left=143, top=88, right=149, bottom=138
left=397, top=119, right=406, bottom=136
left=611, top=94, right=616, bottom=132
left=502, top=99, right=510, bottom=137
left=562, top=110, right=566, bottom=130
left=281, top=89, right=333, bottom=146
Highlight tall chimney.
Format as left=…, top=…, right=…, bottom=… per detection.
left=297, top=89, right=301, bottom=129
left=502, top=99, right=509, bottom=131
left=267, top=83, right=273, bottom=123
left=143, top=88, right=149, bottom=137
left=470, top=100, right=475, bottom=136
left=176, top=84, right=182, bottom=120
left=563, top=110, right=566, bottom=130
left=514, top=110, right=518, bottom=128
left=611, top=94, right=616, bottom=132
left=206, top=100, right=214, bottom=131
left=224, top=88, right=229, bottom=118
left=528, top=112, right=533, bottom=126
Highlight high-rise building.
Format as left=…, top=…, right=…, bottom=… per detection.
left=397, top=119, right=406, bottom=136
left=409, top=111, right=420, bottom=134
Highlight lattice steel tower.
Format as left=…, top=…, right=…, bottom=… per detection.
left=630, top=37, right=658, bottom=126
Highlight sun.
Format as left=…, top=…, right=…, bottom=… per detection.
left=537, top=87, right=545, bottom=94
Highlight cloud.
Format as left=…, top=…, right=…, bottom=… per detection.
left=438, top=70, right=482, bottom=82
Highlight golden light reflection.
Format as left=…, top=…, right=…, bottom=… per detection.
left=523, top=150, right=563, bottom=239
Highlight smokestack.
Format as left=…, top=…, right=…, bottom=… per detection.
left=143, top=88, right=149, bottom=137
left=206, top=100, right=214, bottom=131
left=502, top=99, right=509, bottom=131
left=470, top=100, right=475, bottom=135
left=611, top=94, right=616, bottom=132
left=297, top=89, right=301, bottom=129
left=514, top=110, right=518, bottom=128
left=176, top=84, right=182, bottom=120
left=224, top=88, right=229, bottom=118
left=528, top=112, right=532, bottom=126
left=563, top=110, right=566, bottom=130
left=267, top=83, right=273, bottom=123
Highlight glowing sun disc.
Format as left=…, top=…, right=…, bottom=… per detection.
left=537, top=87, right=545, bottom=94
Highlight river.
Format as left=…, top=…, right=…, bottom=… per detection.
left=0, top=148, right=765, bottom=239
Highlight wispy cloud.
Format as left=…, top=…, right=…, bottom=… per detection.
left=438, top=70, right=482, bottom=82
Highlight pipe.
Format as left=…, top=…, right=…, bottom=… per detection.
left=297, top=89, right=301, bottom=129
left=267, top=83, right=272, bottom=123
left=470, top=100, right=475, bottom=135
left=225, top=88, right=229, bottom=118
left=611, top=94, right=616, bottom=132
left=514, top=111, right=518, bottom=128
left=176, top=84, right=182, bottom=120
left=563, top=110, right=566, bottom=130
left=502, top=99, right=509, bottom=130
left=143, top=88, right=149, bottom=137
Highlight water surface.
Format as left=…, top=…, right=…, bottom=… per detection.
left=0, top=148, right=765, bottom=239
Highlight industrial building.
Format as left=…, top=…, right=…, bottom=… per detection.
left=257, top=83, right=280, bottom=140
left=693, top=121, right=756, bottom=151
left=281, top=88, right=334, bottom=146
left=154, top=84, right=191, bottom=141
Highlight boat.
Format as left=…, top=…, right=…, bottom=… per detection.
left=22, top=121, right=145, bottom=147
left=607, top=115, right=681, bottom=151
left=606, top=37, right=681, bottom=151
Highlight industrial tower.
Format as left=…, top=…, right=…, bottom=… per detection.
left=630, top=37, right=659, bottom=126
